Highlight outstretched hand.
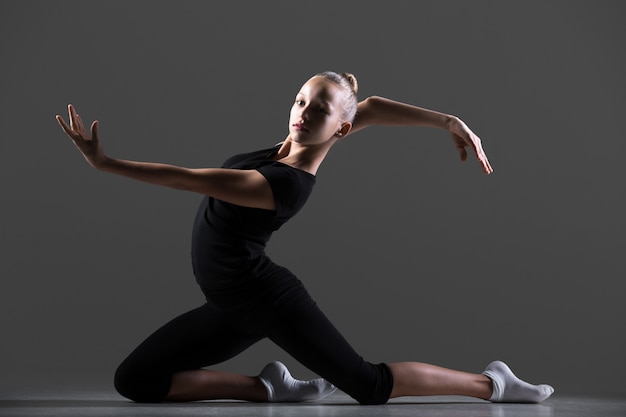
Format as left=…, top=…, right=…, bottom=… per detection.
left=56, top=104, right=105, bottom=168
left=448, top=116, right=493, bottom=174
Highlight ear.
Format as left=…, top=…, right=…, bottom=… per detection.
left=335, top=122, right=352, bottom=138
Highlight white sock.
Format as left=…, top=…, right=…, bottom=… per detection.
left=257, top=361, right=336, bottom=402
left=482, top=360, right=554, bottom=403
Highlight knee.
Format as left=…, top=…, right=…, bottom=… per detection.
left=113, top=362, right=150, bottom=403
left=114, top=360, right=169, bottom=403
left=349, top=362, right=394, bottom=406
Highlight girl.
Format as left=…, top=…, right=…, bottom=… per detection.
left=56, top=71, right=553, bottom=405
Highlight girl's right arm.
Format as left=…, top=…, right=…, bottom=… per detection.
left=56, top=104, right=276, bottom=210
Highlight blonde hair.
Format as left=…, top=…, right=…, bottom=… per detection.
left=315, top=71, right=359, bottom=123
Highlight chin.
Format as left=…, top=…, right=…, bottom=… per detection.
left=290, top=133, right=311, bottom=144
left=290, top=136, right=304, bottom=144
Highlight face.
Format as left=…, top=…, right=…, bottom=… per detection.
left=288, top=76, right=349, bottom=145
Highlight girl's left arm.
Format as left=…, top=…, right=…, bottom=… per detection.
left=350, top=96, right=493, bottom=174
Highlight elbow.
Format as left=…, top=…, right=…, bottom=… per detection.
left=361, top=96, right=387, bottom=117
left=355, top=96, right=385, bottom=128
left=362, top=95, right=383, bottom=109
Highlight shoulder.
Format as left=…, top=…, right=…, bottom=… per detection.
left=257, top=162, right=316, bottom=193
left=256, top=163, right=315, bottom=218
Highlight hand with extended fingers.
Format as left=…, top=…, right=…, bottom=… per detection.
left=448, top=116, right=493, bottom=175
left=56, top=104, right=105, bottom=168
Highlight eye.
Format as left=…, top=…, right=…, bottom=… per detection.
left=319, top=107, right=328, bottom=114
left=295, top=99, right=305, bottom=106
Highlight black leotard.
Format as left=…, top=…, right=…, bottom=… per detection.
left=191, top=145, right=315, bottom=290
left=114, top=145, right=393, bottom=405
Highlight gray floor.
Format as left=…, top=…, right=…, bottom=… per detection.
left=1, top=385, right=625, bottom=417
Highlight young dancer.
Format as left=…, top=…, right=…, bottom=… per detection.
left=56, top=71, right=553, bottom=405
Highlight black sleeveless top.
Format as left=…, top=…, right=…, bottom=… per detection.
left=191, top=145, right=316, bottom=292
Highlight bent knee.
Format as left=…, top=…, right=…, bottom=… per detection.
left=114, top=361, right=170, bottom=403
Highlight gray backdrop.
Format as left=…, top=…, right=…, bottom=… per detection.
left=1, top=0, right=624, bottom=398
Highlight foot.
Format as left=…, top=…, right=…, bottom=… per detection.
left=257, top=361, right=337, bottom=402
left=483, top=360, right=554, bottom=403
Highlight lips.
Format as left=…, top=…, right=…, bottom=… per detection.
left=293, top=123, right=309, bottom=132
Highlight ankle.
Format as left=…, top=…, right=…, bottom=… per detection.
left=480, top=375, right=495, bottom=401
left=254, top=376, right=271, bottom=402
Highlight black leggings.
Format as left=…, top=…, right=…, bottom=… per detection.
left=114, top=270, right=393, bottom=405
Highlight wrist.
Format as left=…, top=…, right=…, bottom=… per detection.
left=92, top=155, right=112, bottom=171
left=444, top=115, right=457, bottom=131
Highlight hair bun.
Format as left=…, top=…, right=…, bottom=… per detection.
left=341, top=72, right=358, bottom=95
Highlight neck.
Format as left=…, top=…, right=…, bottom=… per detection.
left=275, top=137, right=337, bottom=176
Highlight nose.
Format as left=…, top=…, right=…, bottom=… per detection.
left=298, top=104, right=311, bottom=121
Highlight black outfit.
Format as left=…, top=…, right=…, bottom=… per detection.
left=114, top=145, right=393, bottom=405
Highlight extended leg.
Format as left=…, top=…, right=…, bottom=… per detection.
left=388, top=360, right=554, bottom=403
left=264, top=284, right=552, bottom=404
left=388, top=362, right=492, bottom=399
